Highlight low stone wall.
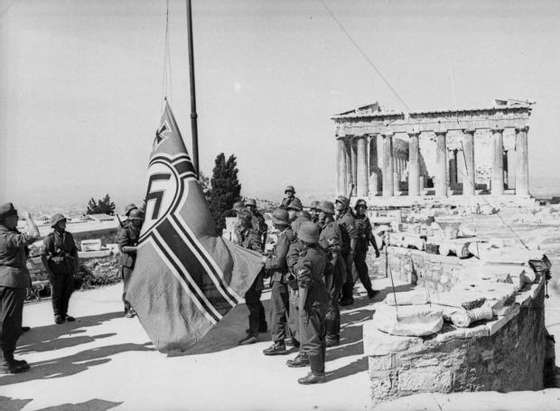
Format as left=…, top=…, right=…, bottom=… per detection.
left=363, top=277, right=546, bottom=406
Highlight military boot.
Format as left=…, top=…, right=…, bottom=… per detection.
left=238, top=334, right=258, bottom=345
left=286, top=353, right=309, bottom=368
left=297, top=372, right=326, bottom=385
left=262, top=342, right=287, bottom=356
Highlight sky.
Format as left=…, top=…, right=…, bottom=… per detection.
left=1, top=0, right=560, bottom=210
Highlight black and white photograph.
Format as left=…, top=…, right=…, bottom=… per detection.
left=1, top=1, right=560, bottom=410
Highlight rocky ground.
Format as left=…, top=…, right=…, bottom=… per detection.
left=1, top=207, right=560, bottom=410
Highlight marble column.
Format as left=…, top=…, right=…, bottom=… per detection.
left=507, top=148, right=516, bottom=190
left=356, top=136, right=368, bottom=197
left=515, top=126, right=530, bottom=196
left=336, top=138, right=348, bottom=196
left=369, top=135, right=381, bottom=195
left=462, top=129, right=476, bottom=196
left=435, top=131, right=448, bottom=197
left=491, top=128, right=504, bottom=195
left=351, top=139, right=358, bottom=190
left=408, top=132, right=420, bottom=197
left=449, top=149, right=458, bottom=190
left=382, top=133, right=394, bottom=197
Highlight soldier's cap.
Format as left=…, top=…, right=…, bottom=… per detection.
left=318, top=200, right=335, bottom=215
left=50, top=213, right=67, bottom=228
left=284, top=185, right=296, bottom=194
left=298, top=221, right=320, bottom=244
left=124, top=203, right=138, bottom=216
left=233, top=201, right=245, bottom=211
left=271, top=208, right=290, bottom=226
left=128, top=208, right=145, bottom=221
left=245, top=198, right=257, bottom=207
left=310, top=200, right=320, bottom=210
left=335, top=195, right=349, bottom=207
left=355, top=199, right=368, bottom=209
left=286, top=198, right=303, bottom=211
left=0, top=202, right=18, bottom=220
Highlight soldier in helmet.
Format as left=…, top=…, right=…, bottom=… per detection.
left=116, top=205, right=145, bottom=318
left=334, top=196, right=358, bottom=306
left=245, top=198, right=268, bottom=251
left=288, top=222, right=328, bottom=384
left=280, top=185, right=302, bottom=210
left=317, top=200, right=345, bottom=346
left=262, top=208, right=296, bottom=355
left=235, top=210, right=267, bottom=345
left=352, top=199, right=380, bottom=299
left=0, top=203, right=39, bottom=374
left=41, top=214, right=79, bottom=324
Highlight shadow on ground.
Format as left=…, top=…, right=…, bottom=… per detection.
left=0, top=396, right=121, bottom=411
left=17, top=311, right=124, bottom=355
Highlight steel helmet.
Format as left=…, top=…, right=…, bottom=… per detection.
left=318, top=201, right=335, bottom=215
left=124, top=203, right=138, bottom=216
left=129, top=208, right=145, bottom=221
left=284, top=185, right=296, bottom=194
left=355, top=199, right=368, bottom=209
left=50, top=213, right=67, bottom=228
left=335, top=196, right=349, bottom=207
left=245, top=198, right=257, bottom=207
left=298, top=222, right=320, bottom=244
left=271, top=208, right=290, bottom=226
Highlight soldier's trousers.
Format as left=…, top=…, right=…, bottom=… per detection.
left=288, top=289, right=299, bottom=342
left=299, top=302, right=327, bottom=375
left=50, top=273, right=74, bottom=318
left=341, top=248, right=373, bottom=300
left=326, top=256, right=345, bottom=343
left=0, top=286, right=25, bottom=362
left=270, top=281, right=290, bottom=343
left=245, top=278, right=266, bottom=337
left=121, top=266, right=133, bottom=313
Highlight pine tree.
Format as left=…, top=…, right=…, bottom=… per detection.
left=86, top=194, right=116, bottom=215
left=208, top=153, right=241, bottom=233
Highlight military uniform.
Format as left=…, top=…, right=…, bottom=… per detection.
left=0, top=222, right=37, bottom=370
left=294, top=242, right=328, bottom=382
left=337, top=209, right=358, bottom=304
left=291, top=213, right=312, bottom=239
left=116, top=218, right=141, bottom=315
left=353, top=214, right=379, bottom=297
left=263, top=225, right=295, bottom=352
left=42, top=229, right=78, bottom=321
left=250, top=210, right=268, bottom=252
left=319, top=220, right=344, bottom=345
left=235, top=224, right=267, bottom=340
left=286, top=238, right=306, bottom=344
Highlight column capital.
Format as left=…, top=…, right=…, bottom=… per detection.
left=408, top=131, right=421, bottom=138
left=515, top=125, right=530, bottom=133
left=491, top=127, right=504, bottom=133
left=381, top=132, right=394, bottom=138
left=462, top=128, right=476, bottom=135
left=434, top=130, right=447, bottom=136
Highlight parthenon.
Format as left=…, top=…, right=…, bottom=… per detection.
left=332, top=99, right=533, bottom=203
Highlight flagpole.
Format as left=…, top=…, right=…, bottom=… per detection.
left=186, top=0, right=199, bottom=176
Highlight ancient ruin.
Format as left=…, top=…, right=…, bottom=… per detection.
left=332, top=99, right=533, bottom=204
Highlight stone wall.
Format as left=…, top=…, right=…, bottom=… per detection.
left=364, top=279, right=546, bottom=406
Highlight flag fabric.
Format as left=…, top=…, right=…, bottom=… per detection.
left=127, top=100, right=264, bottom=353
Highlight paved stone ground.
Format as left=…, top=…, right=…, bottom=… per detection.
left=1, top=266, right=559, bottom=410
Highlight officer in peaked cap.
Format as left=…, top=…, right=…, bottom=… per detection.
left=288, top=221, right=328, bottom=384
left=352, top=199, right=380, bottom=299
left=41, top=214, right=79, bottom=324
left=334, top=196, right=358, bottom=306
left=0, top=203, right=39, bottom=374
left=116, top=207, right=145, bottom=318
left=280, top=185, right=302, bottom=211
left=262, top=208, right=296, bottom=356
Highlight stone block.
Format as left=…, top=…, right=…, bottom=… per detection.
left=363, top=321, right=423, bottom=356
left=398, top=367, right=453, bottom=393
left=375, top=304, right=444, bottom=337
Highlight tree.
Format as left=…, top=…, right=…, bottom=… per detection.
left=86, top=194, right=116, bottom=215
left=207, top=153, right=241, bottom=233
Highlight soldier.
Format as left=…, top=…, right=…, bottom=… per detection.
left=291, top=209, right=312, bottom=237
left=280, top=185, right=301, bottom=210
left=335, top=196, right=358, bottom=306
left=41, top=214, right=79, bottom=324
left=353, top=199, right=380, bottom=299
left=245, top=198, right=268, bottom=251
left=0, top=203, right=39, bottom=374
left=317, top=201, right=344, bottom=346
left=116, top=205, right=145, bottom=318
left=309, top=201, right=320, bottom=223
left=289, top=222, right=329, bottom=384
left=235, top=210, right=267, bottom=345
left=262, top=208, right=295, bottom=355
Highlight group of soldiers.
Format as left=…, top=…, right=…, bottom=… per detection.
left=233, top=185, right=380, bottom=385
left=0, top=201, right=145, bottom=375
